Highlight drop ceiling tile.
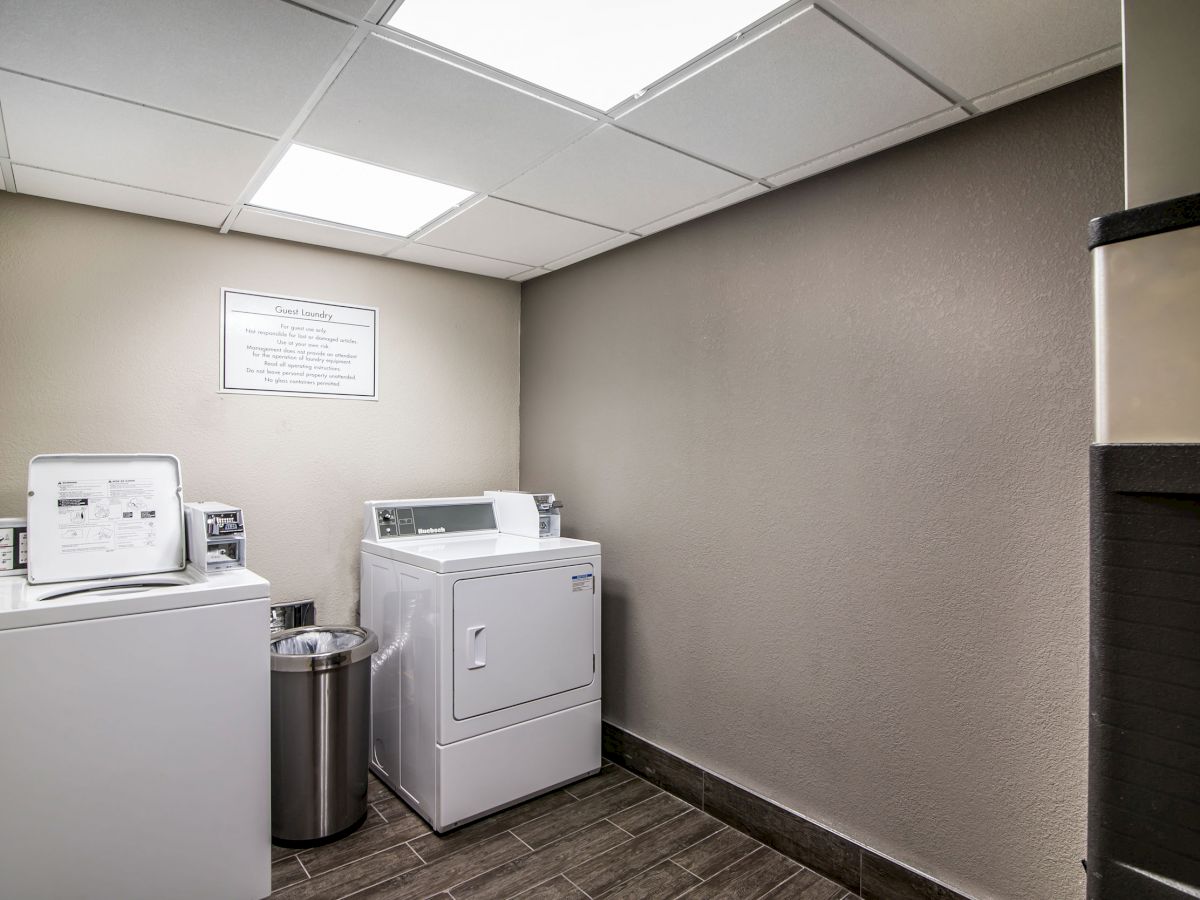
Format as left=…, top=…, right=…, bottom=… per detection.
left=0, top=0, right=353, bottom=136
left=829, top=0, right=1121, bottom=100
left=617, top=6, right=949, bottom=178
left=545, top=233, right=641, bottom=270
left=0, top=72, right=274, bottom=203
left=972, top=45, right=1121, bottom=113
left=636, top=183, right=769, bottom=236
left=495, top=125, right=747, bottom=231
left=768, top=108, right=969, bottom=187
left=233, top=207, right=400, bottom=256
left=420, top=198, right=620, bottom=267
left=386, top=243, right=529, bottom=279
left=298, top=35, right=594, bottom=191
left=14, top=165, right=229, bottom=227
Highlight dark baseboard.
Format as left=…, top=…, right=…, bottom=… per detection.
left=1088, top=444, right=1200, bottom=900
left=603, top=721, right=972, bottom=900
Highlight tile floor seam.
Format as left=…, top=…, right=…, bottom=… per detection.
left=662, top=859, right=705, bottom=900
left=295, top=855, right=311, bottom=879
left=565, top=773, right=636, bottom=804
left=516, top=820, right=598, bottom=857
left=673, top=844, right=773, bottom=899
left=329, top=849, right=428, bottom=900
left=304, top=836, right=414, bottom=880
left=754, top=866, right=805, bottom=900
left=473, top=789, right=588, bottom=844
left=593, top=859, right=694, bottom=900
left=628, top=807, right=693, bottom=837
left=402, top=788, right=578, bottom=869
left=436, top=837, right=540, bottom=898
left=480, top=767, right=645, bottom=851
left=764, top=870, right=804, bottom=897
left=429, top=791, right=642, bottom=891
left=407, top=840, right=428, bottom=864
left=338, top=873, right=398, bottom=900
left=603, top=817, right=636, bottom=838
left=561, top=872, right=594, bottom=899
left=600, top=791, right=660, bottom=821
left=510, top=830, right=536, bottom=851
left=573, top=805, right=693, bottom=871
left=581, top=813, right=724, bottom=900
left=338, top=867, right=414, bottom=900
left=499, top=872, right=568, bottom=899
left=680, top=839, right=762, bottom=884
left=567, top=772, right=654, bottom=806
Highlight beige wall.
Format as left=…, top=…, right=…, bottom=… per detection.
left=0, top=194, right=520, bottom=623
left=1122, top=0, right=1200, bottom=207
left=520, top=71, right=1123, bottom=900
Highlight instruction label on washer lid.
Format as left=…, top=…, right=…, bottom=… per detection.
left=571, top=573, right=593, bottom=592
left=57, top=478, right=158, bottom=554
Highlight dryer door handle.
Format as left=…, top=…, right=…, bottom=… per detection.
left=466, top=625, right=487, bottom=669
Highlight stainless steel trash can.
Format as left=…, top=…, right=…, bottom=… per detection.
left=270, top=625, right=378, bottom=844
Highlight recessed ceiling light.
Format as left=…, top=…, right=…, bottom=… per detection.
left=385, top=0, right=786, bottom=111
left=250, top=145, right=473, bottom=237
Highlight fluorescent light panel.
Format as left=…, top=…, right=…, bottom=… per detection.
left=250, top=145, right=473, bottom=237
left=386, top=0, right=787, bottom=111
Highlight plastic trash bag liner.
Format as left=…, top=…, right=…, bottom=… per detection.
left=271, top=629, right=364, bottom=656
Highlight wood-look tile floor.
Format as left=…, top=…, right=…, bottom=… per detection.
left=271, top=762, right=861, bottom=900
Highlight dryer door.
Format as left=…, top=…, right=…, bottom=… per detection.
left=453, top=563, right=595, bottom=720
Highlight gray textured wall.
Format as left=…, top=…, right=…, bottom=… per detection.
left=0, top=195, right=521, bottom=624
left=520, top=71, right=1123, bottom=900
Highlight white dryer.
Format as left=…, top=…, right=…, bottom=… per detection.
left=360, top=496, right=601, bottom=832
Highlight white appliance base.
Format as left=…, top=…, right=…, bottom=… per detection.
left=0, top=597, right=270, bottom=900
left=374, top=700, right=601, bottom=832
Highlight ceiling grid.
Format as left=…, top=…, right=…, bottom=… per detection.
left=218, top=19, right=378, bottom=233
left=0, top=0, right=1120, bottom=279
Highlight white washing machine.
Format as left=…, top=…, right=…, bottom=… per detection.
left=0, top=455, right=270, bottom=900
left=360, top=496, right=601, bottom=832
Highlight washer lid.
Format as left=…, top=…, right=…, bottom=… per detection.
left=26, top=454, right=186, bottom=584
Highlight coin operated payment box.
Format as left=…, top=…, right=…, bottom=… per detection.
left=485, top=491, right=563, bottom=539
left=185, top=501, right=246, bottom=572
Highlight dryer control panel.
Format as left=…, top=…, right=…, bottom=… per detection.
left=374, top=506, right=415, bottom=538
left=366, top=499, right=498, bottom=541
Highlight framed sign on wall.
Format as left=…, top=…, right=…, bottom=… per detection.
left=220, top=288, right=378, bottom=400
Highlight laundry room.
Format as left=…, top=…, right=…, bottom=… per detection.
left=1, top=2, right=1197, bottom=900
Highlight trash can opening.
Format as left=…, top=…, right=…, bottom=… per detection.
left=270, top=626, right=378, bottom=673
left=272, top=629, right=364, bottom=655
